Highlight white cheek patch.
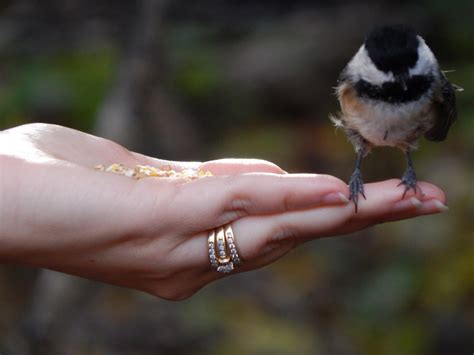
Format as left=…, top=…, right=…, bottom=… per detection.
left=409, top=36, right=438, bottom=77
left=347, top=45, right=394, bottom=85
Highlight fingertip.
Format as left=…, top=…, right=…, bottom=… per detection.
left=432, top=200, right=449, bottom=212
left=416, top=181, right=447, bottom=204
left=321, top=192, right=351, bottom=205
left=304, top=174, right=349, bottom=194
left=364, top=179, right=446, bottom=204
left=407, top=199, right=449, bottom=216
left=353, top=179, right=449, bottom=222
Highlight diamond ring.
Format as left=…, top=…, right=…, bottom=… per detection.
left=208, top=224, right=242, bottom=273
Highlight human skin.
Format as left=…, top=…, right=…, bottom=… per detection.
left=0, top=123, right=447, bottom=300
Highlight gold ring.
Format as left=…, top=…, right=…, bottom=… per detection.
left=216, top=226, right=231, bottom=264
left=207, top=224, right=242, bottom=273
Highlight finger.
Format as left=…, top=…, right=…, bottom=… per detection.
left=168, top=219, right=297, bottom=276
left=200, top=158, right=286, bottom=175
left=130, top=151, right=201, bottom=171
left=338, top=180, right=447, bottom=231
left=129, top=156, right=286, bottom=175
left=175, top=173, right=350, bottom=231
left=347, top=179, right=446, bottom=222
left=172, top=179, right=447, bottom=277
left=171, top=204, right=354, bottom=273
left=221, top=181, right=446, bottom=267
left=247, top=180, right=447, bottom=245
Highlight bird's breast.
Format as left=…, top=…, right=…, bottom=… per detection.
left=337, top=83, right=434, bottom=148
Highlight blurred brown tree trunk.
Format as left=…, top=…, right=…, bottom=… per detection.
left=94, top=0, right=202, bottom=159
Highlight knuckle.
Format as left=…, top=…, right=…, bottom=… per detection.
left=262, top=224, right=298, bottom=255
left=228, top=197, right=255, bottom=214
left=218, top=197, right=255, bottom=224
left=223, top=177, right=256, bottom=216
left=317, top=174, right=348, bottom=190
left=269, top=223, right=299, bottom=243
left=281, top=190, right=298, bottom=211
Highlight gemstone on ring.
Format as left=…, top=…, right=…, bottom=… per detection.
left=224, top=224, right=242, bottom=266
left=217, top=262, right=234, bottom=273
left=207, top=230, right=219, bottom=268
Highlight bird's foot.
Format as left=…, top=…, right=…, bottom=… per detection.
left=349, top=168, right=366, bottom=212
left=398, top=167, right=422, bottom=198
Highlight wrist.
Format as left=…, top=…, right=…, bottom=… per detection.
left=0, top=154, right=24, bottom=263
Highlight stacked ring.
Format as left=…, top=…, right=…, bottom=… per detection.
left=224, top=224, right=241, bottom=266
left=208, top=224, right=242, bottom=273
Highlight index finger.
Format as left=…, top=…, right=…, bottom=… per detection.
left=172, top=172, right=350, bottom=231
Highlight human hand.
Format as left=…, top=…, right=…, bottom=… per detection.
left=0, top=123, right=447, bottom=300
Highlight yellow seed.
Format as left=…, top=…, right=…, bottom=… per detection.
left=95, top=163, right=213, bottom=181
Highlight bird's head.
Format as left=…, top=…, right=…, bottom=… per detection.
left=364, top=25, right=420, bottom=89
left=344, top=24, right=439, bottom=98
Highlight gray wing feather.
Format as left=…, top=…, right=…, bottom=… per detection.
left=424, top=72, right=458, bottom=142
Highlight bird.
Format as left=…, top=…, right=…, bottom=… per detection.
left=331, top=24, right=461, bottom=212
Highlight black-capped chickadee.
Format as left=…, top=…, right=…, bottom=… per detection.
left=331, top=24, right=462, bottom=211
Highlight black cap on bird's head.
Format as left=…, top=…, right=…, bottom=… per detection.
left=365, top=25, right=420, bottom=89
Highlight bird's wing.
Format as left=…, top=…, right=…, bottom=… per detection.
left=424, top=72, right=458, bottom=142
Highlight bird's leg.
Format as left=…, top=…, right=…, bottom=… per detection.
left=349, top=149, right=366, bottom=212
left=398, top=150, right=421, bottom=198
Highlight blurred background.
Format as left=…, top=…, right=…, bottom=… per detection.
left=0, top=0, right=473, bottom=354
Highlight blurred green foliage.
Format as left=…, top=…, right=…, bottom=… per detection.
left=0, top=49, right=117, bottom=131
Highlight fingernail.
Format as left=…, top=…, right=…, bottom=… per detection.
left=392, top=197, right=422, bottom=212
left=322, top=192, right=350, bottom=205
left=433, top=200, right=449, bottom=212
left=410, top=197, right=423, bottom=208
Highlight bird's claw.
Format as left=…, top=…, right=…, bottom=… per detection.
left=349, top=169, right=365, bottom=212
left=398, top=167, right=421, bottom=198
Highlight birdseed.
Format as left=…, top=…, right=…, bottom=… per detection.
left=95, top=163, right=213, bottom=181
